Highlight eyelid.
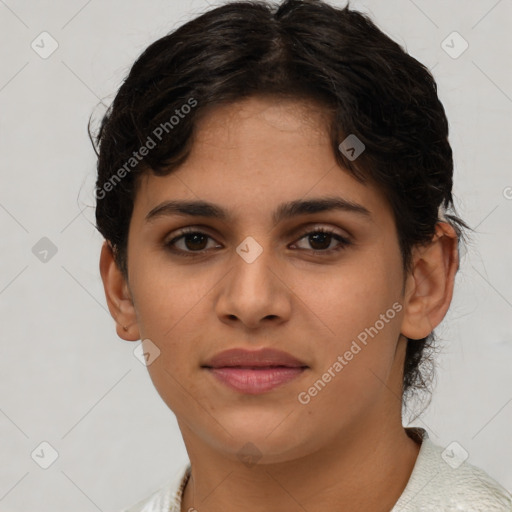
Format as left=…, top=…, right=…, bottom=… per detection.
left=164, top=225, right=218, bottom=244
left=164, top=223, right=351, bottom=244
left=163, top=226, right=221, bottom=251
left=163, top=223, right=353, bottom=258
left=290, top=225, right=352, bottom=252
left=290, top=222, right=351, bottom=241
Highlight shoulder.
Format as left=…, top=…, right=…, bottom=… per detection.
left=119, top=463, right=191, bottom=512
left=393, top=430, right=512, bottom=512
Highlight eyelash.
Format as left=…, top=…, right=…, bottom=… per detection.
left=163, top=226, right=352, bottom=258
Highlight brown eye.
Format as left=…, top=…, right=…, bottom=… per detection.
left=164, top=229, right=221, bottom=257
left=163, top=226, right=351, bottom=258
left=306, top=232, right=333, bottom=251
left=292, top=228, right=351, bottom=254
left=179, top=232, right=209, bottom=251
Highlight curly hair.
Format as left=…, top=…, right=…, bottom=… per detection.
left=91, top=0, right=470, bottom=411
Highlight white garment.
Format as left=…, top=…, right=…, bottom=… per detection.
left=122, top=428, right=512, bottom=511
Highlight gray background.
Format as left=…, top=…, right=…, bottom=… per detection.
left=1, top=0, right=511, bottom=510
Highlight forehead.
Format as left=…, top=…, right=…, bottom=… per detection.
left=132, top=96, right=392, bottom=229
left=194, top=95, right=332, bottom=143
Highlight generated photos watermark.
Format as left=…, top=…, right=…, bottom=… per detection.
left=297, top=301, right=403, bottom=405
left=95, top=97, right=198, bottom=200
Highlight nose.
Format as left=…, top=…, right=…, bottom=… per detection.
left=214, top=238, right=292, bottom=330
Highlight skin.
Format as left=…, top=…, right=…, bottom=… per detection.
left=100, top=96, right=459, bottom=511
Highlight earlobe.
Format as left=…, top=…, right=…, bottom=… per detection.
left=99, top=241, right=140, bottom=342
left=400, top=222, right=459, bottom=340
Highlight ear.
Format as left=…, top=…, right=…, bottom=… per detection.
left=99, top=241, right=140, bottom=342
left=401, top=222, right=459, bottom=340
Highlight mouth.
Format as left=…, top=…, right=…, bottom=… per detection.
left=202, top=347, right=308, bottom=369
left=201, top=347, right=309, bottom=394
left=202, top=364, right=307, bottom=369
left=202, top=365, right=308, bottom=394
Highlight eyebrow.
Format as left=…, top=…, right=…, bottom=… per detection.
left=145, top=196, right=372, bottom=225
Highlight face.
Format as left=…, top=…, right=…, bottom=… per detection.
left=118, top=96, right=412, bottom=463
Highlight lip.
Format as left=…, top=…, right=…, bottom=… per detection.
left=205, top=367, right=307, bottom=394
left=201, top=347, right=308, bottom=369
left=201, top=348, right=308, bottom=395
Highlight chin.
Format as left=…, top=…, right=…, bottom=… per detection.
left=211, top=420, right=315, bottom=464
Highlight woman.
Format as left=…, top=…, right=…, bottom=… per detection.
left=93, top=0, right=512, bottom=510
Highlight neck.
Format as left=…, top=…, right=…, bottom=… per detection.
left=180, top=417, right=421, bottom=512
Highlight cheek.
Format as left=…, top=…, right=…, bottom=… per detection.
left=143, top=327, right=206, bottom=416
left=290, top=251, right=404, bottom=403
left=129, top=254, right=212, bottom=338
left=290, top=252, right=401, bottom=343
